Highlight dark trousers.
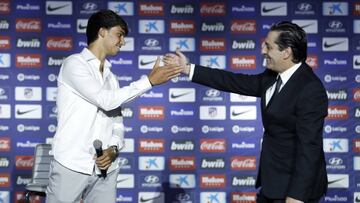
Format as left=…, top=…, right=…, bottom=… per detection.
left=256, top=191, right=320, bottom=203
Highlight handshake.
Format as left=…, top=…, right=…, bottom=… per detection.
left=148, top=50, right=191, bottom=86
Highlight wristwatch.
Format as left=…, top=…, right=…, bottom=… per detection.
left=110, top=145, right=119, bottom=156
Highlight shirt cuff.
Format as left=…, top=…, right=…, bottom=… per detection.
left=188, top=63, right=195, bottom=80
left=140, top=76, right=153, bottom=89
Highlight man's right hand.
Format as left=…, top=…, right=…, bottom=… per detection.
left=148, top=57, right=183, bottom=86
left=163, top=49, right=190, bottom=75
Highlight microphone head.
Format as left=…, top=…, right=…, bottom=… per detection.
left=93, top=139, right=102, bottom=150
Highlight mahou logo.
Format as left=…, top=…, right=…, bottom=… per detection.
left=0, top=36, right=10, bottom=49
left=200, top=174, right=226, bottom=188
left=231, top=192, right=257, bottom=203
left=0, top=137, right=10, bottom=151
left=169, top=156, right=196, bottom=170
left=327, top=106, right=349, bottom=120
left=231, top=20, right=256, bottom=33
left=200, top=139, right=226, bottom=153
left=306, top=55, right=318, bottom=69
left=200, top=3, right=226, bottom=16
left=231, top=56, right=256, bottom=69
left=231, top=156, right=256, bottom=170
left=353, top=88, right=360, bottom=101
left=139, top=106, right=165, bottom=120
left=169, top=20, right=195, bottom=33
left=139, top=139, right=164, bottom=153
left=16, top=18, right=41, bottom=32
left=16, top=54, right=41, bottom=68
left=15, top=156, right=34, bottom=169
left=200, top=38, right=225, bottom=51
left=353, top=138, right=360, bottom=152
left=0, top=173, right=10, bottom=187
left=46, top=37, right=72, bottom=50
left=15, top=192, right=41, bottom=203
left=138, top=2, right=164, bottom=16
left=354, top=2, right=360, bottom=15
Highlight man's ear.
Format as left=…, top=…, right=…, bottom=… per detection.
left=282, top=47, right=292, bottom=60
left=98, top=27, right=106, bottom=38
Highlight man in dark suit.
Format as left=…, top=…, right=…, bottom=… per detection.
left=163, top=21, right=328, bottom=203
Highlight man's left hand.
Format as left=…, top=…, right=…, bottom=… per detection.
left=95, top=147, right=117, bottom=170
left=286, top=197, right=304, bottom=203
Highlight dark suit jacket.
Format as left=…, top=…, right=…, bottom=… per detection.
left=192, top=63, right=328, bottom=201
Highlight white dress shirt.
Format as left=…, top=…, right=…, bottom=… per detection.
left=53, top=48, right=152, bottom=175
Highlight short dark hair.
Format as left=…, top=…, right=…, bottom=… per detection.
left=86, top=10, right=129, bottom=45
left=270, top=21, right=307, bottom=63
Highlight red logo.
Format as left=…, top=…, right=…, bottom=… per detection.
left=353, top=88, right=360, bottom=101
left=231, top=192, right=257, bottom=203
left=16, top=54, right=41, bottom=68
left=200, top=38, right=225, bottom=51
left=306, top=55, right=318, bottom=69
left=0, top=173, right=10, bottom=187
left=200, top=3, right=226, bottom=16
left=200, top=139, right=226, bottom=153
left=231, top=20, right=256, bottom=33
left=200, top=174, right=226, bottom=188
left=0, top=0, right=10, bottom=14
left=231, top=55, right=256, bottom=69
left=169, top=20, right=195, bottom=34
left=354, top=3, right=360, bottom=15
left=139, top=106, right=165, bottom=120
left=15, top=18, right=41, bottom=32
left=0, top=36, right=10, bottom=49
left=0, top=137, right=10, bottom=152
left=15, top=192, right=41, bottom=203
left=326, top=106, right=349, bottom=120
left=15, top=156, right=34, bottom=169
left=46, top=37, right=72, bottom=51
left=169, top=156, right=196, bottom=170
left=353, top=138, right=360, bottom=152
left=139, top=139, right=164, bottom=153
left=138, top=2, right=164, bottom=16
left=231, top=156, right=256, bottom=170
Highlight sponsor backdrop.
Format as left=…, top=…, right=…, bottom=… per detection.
left=0, top=0, right=359, bottom=202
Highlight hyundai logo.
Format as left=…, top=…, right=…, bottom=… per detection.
left=175, top=193, right=191, bottom=201
left=329, top=20, right=343, bottom=29
left=206, top=89, right=220, bottom=97
left=329, top=157, right=343, bottom=165
left=144, top=175, right=159, bottom=183
left=144, top=38, right=159, bottom=47
left=82, top=2, right=98, bottom=11
left=297, top=3, right=312, bottom=11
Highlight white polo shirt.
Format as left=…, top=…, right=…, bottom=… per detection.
left=53, top=48, right=152, bottom=174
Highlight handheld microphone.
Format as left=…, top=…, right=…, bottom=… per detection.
left=93, top=139, right=107, bottom=178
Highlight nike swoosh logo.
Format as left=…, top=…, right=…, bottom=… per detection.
left=324, top=41, right=345, bottom=48
left=300, top=23, right=315, bottom=29
left=355, top=59, right=360, bottom=66
left=231, top=110, right=251, bottom=117
left=47, top=4, right=69, bottom=12
left=327, top=178, right=344, bottom=185
left=170, top=92, right=192, bottom=99
left=140, top=194, right=161, bottom=202
left=117, top=177, right=130, bottom=183
left=140, top=59, right=156, bottom=66
left=78, top=24, right=87, bottom=30
left=16, top=108, right=37, bottom=115
left=262, top=5, right=284, bottom=13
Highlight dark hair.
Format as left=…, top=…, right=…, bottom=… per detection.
left=86, top=10, right=129, bottom=45
left=270, top=21, right=307, bottom=63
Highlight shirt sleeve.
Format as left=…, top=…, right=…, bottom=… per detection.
left=58, top=56, right=152, bottom=111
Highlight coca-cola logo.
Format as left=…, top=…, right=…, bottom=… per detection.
left=15, top=18, right=41, bottom=32
left=15, top=156, right=34, bottom=169
left=46, top=37, right=72, bottom=50
left=200, top=139, right=226, bottom=152
left=200, top=3, right=225, bottom=16
left=231, top=20, right=256, bottom=33
left=231, top=156, right=256, bottom=170
left=353, top=89, right=360, bottom=101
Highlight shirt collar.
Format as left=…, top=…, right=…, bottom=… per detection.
left=278, top=62, right=301, bottom=85
left=80, top=48, right=112, bottom=74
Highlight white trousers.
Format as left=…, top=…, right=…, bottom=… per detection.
left=46, top=160, right=119, bottom=203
